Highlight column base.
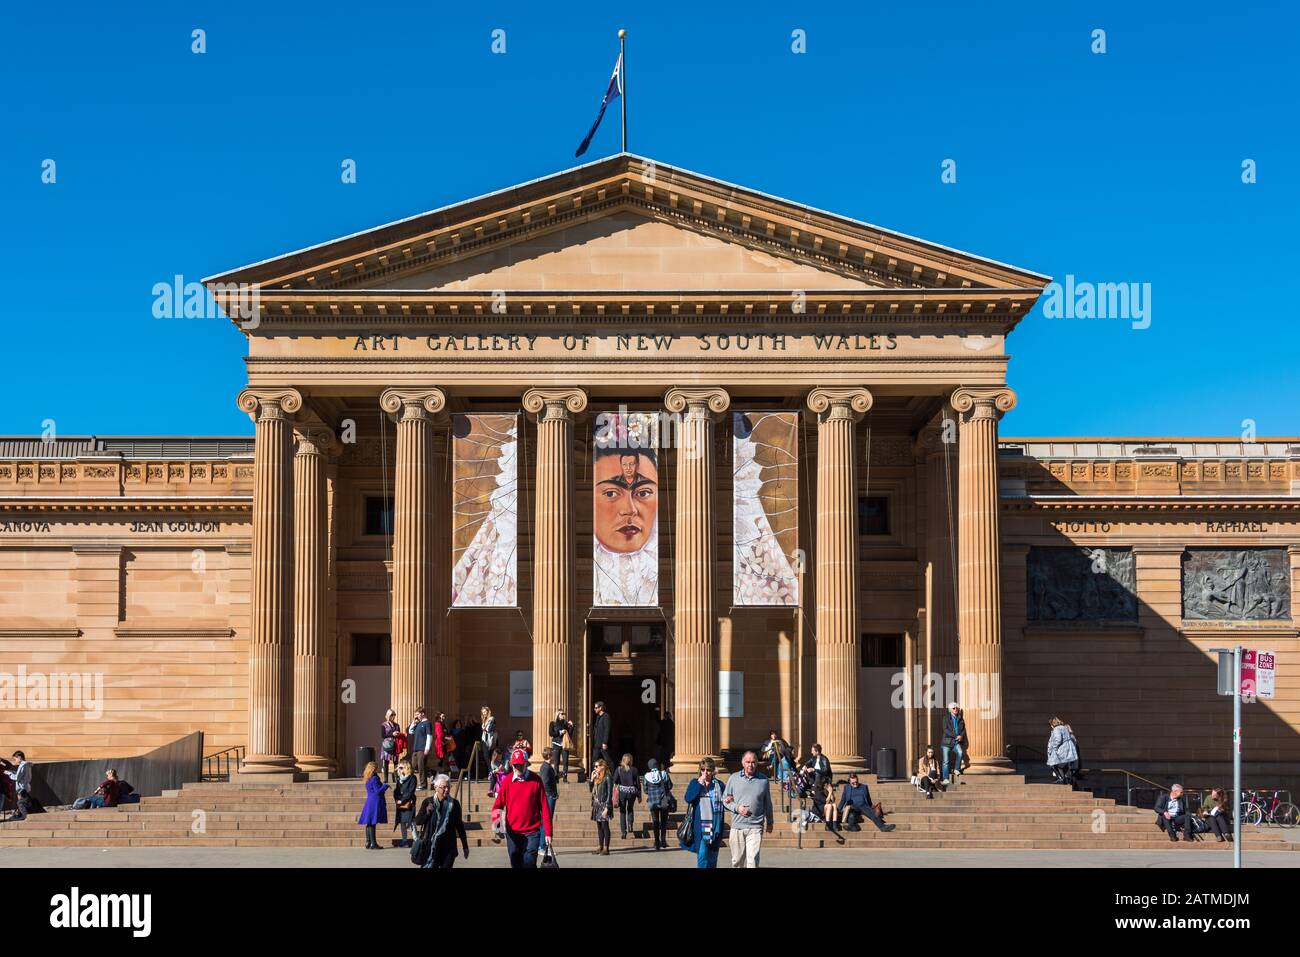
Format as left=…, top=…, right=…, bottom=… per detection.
left=236, top=768, right=306, bottom=784
left=963, top=756, right=1016, bottom=775
left=295, top=756, right=336, bottom=778
left=832, top=755, right=870, bottom=775
left=239, top=754, right=302, bottom=779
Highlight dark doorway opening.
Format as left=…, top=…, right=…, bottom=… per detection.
left=590, top=674, right=661, bottom=770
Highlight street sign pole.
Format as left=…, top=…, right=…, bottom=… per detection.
left=1233, top=644, right=1242, bottom=869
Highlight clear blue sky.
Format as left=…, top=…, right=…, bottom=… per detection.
left=2, top=1, right=1296, bottom=437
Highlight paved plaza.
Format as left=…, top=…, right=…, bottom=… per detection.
left=4, top=844, right=1297, bottom=869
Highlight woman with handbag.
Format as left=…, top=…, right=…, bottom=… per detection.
left=414, top=773, right=469, bottom=868
left=589, top=758, right=613, bottom=856
left=480, top=706, right=498, bottom=778
left=379, top=709, right=401, bottom=782
left=549, top=708, right=575, bottom=780
left=613, top=753, right=642, bottom=840
left=392, top=759, right=417, bottom=848
left=643, top=757, right=675, bottom=850
left=680, top=758, right=725, bottom=869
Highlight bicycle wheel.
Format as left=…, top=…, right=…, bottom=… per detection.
left=1272, top=802, right=1300, bottom=828
left=1240, top=802, right=1263, bottom=827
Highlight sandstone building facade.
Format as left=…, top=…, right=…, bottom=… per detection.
left=2, top=156, right=1296, bottom=789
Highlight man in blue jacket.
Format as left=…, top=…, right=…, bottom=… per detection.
left=409, top=708, right=433, bottom=790
left=837, top=772, right=896, bottom=833
left=940, top=702, right=966, bottom=784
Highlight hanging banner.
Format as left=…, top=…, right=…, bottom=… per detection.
left=451, top=413, right=518, bottom=607
left=733, top=411, right=800, bottom=605
left=592, top=411, right=659, bottom=606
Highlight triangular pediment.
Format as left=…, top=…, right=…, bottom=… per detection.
left=384, top=211, right=878, bottom=292
left=205, top=154, right=1048, bottom=296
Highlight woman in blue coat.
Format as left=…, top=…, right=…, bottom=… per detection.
left=357, top=761, right=389, bottom=850
left=680, top=757, right=726, bottom=868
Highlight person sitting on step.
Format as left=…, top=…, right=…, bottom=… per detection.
left=1154, top=783, right=1195, bottom=842
left=915, top=747, right=945, bottom=799
left=837, top=772, right=896, bottom=833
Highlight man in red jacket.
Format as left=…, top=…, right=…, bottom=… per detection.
left=491, top=748, right=553, bottom=868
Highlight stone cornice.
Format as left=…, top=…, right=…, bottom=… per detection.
left=240, top=288, right=1035, bottom=334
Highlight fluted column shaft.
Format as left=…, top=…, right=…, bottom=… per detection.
left=381, top=389, right=447, bottom=727
left=524, top=389, right=587, bottom=772
left=293, top=428, right=335, bottom=775
left=921, top=415, right=959, bottom=749
left=237, top=388, right=302, bottom=775
left=807, top=387, right=872, bottom=771
left=952, top=387, right=1016, bottom=773
left=665, top=388, right=729, bottom=772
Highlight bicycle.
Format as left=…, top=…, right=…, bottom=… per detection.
left=1239, top=788, right=1299, bottom=828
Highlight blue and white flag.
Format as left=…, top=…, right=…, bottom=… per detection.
left=575, top=53, right=623, bottom=158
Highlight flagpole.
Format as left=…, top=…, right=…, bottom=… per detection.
left=618, top=29, right=627, bottom=152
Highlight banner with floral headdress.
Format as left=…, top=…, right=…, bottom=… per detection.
left=733, top=411, right=799, bottom=605
left=451, top=414, right=518, bottom=607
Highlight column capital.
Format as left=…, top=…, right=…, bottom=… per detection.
left=294, top=425, right=342, bottom=459
left=522, top=387, right=588, bottom=421
left=663, top=387, right=730, bottom=417
left=806, top=386, right=872, bottom=422
left=950, top=387, right=1017, bottom=420
left=380, top=388, right=447, bottom=423
left=237, top=388, right=303, bottom=422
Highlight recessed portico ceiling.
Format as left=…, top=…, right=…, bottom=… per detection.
left=204, top=153, right=1050, bottom=296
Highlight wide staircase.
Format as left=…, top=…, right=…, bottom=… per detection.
left=2, top=773, right=1295, bottom=852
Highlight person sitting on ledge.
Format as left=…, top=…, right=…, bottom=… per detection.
left=802, top=743, right=831, bottom=792
left=72, top=767, right=121, bottom=810
left=1154, top=783, right=1195, bottom=842
left=837, top=772, right=895, bottom=833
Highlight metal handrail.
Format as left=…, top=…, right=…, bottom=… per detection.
left=454, top=741, right=484, bottom=806
left=202, top=746, right=244, bottom=782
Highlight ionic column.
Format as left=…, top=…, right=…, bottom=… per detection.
left=523, top=388, right=587, bottom=774
left=380, top=388, right=447, bottom=728
left=806, top=386, right=872, bottom=772
left=293, top=425, right=338, bottom=777
left=664, top=387, right=730, bottom=773
left=950, top=386, right=1016, bottom=774
left=236, top=387, right=303, bottom=777
left=918, top=412, right=960, bottom=750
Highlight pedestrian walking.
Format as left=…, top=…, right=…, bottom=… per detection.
left=613, top=753, right=641, bottom=839
left=589, top=757, right=613, bottom=856
left=414, top=774, right=470, bottom=868
left=643, top=758, right=674, bottom=849
left=681, top=758, right=725, bottom=869
left=490, top=747, right=553, bottom=868
left=549, top=708, right=575, bottom=779
left=722, top=750, right=770, bottom=867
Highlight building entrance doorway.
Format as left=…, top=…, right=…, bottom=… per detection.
left=587, top=621, right=665, bottom=770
